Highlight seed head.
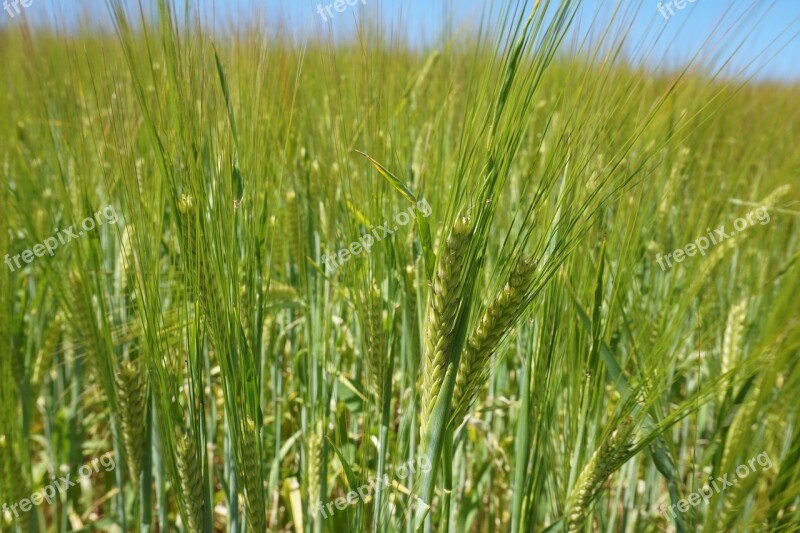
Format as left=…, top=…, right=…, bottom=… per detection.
left=116, top=360, right=148, bottom=487
left=565, top=418, right=634, bottom=531
left=176, top=431, right=205, bottom=533
left=420, top=215, right=473, bottom=443
left=451, top=256, right=536, bottom=424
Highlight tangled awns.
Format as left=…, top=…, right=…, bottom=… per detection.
left=1, top=1, right=799, bottom=532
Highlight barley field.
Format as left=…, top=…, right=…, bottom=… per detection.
left=1, top=0, right=799, bottom=532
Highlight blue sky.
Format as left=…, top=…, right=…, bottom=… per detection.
left=4, top=0, right=799, bottom=81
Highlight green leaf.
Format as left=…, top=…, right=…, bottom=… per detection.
left=354, top=150, right=435, bottom=279
left=327, top=435, right=361, bottom=491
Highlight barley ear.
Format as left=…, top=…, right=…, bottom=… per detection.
left=32, top=312, right=64, bottom=389
left=452, top=256, right=535, bottom=424
left=116, top=360, right=148, bottom=487
left=244, top=418, right=265, bottom=533
left=1, top=437, right=31, bottom=533
left=285, top=189, right=305, bottom=286
left=68, top=270, right=99, bottom=374
left=403, top=262, right=421, bottom=358
left=119, top=224, right=137, bottom=293
left=177, top=194, right=198, bottom=272
left=420, top=215, right=473, bottom=444
left=306, top=429, right=322, bottom=519
left=177, top=194, right=225, bottom=334
left=10, top=343, right=25, bottom=390
left=265, top=281, right=299, bottom=304
left=565, top=418, right=635, bottom=531
left=0, top=436, right=11, bottom=528
left=721, top=298, right=747, bottom=375
left=176, top=432, right=205, bottom=533
left=361, top=284, right=387, bottom=401
left=177, top=195, right=204, bottom=305
left=285, top=189, right=300, bottom=268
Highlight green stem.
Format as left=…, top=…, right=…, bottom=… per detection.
left=139, top=398, right=153, bottom=532
left=373, top=415, right=389, bottom=531
left=511, top=333, right=533, bottom=533
left=441, top=427, right=454, bottom=533
left=373, top=316, right=396, bottom=532
left=153, top=413, right=168, bottom=532
left=414, top=362, right=459, bottom=530
left=226, top=419, right=239, bottom=533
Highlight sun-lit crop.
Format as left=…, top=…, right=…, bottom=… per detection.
left=1, top=1, right=798, bottom=531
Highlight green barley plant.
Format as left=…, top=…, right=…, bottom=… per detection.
left=565, top=417, right=636, bottom=531
left=176, top=431, right=205, bottom=533
left=0, top=0, right=799, bottom=531
left=451, top=255, right=536, bottom=426
left=115, top=360, right=148, bottom=488
left=419, top=215, right=474, bottom=446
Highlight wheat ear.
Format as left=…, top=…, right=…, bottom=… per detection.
left=420, top=215, right=473, bottom=442
left=451, top=256, right=535, bottom=424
